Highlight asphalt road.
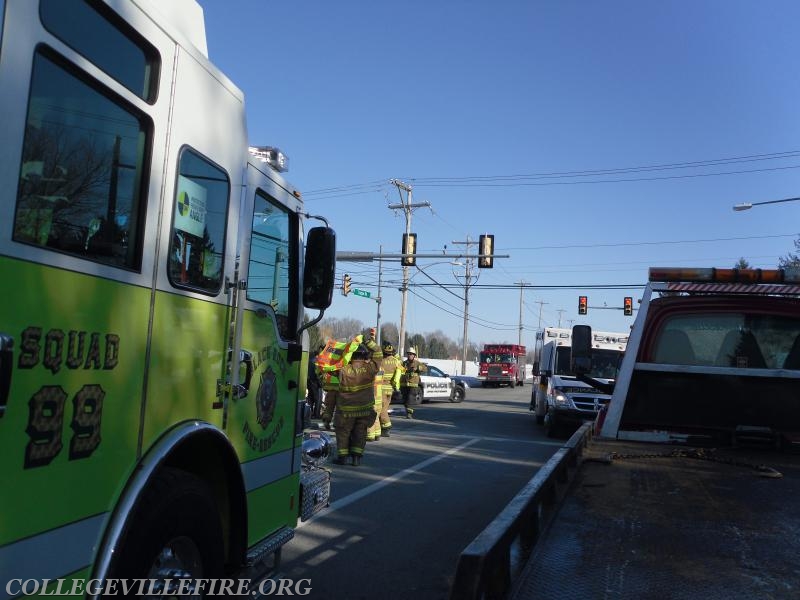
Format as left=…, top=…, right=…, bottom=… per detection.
left=279, top=381, right=562, bottom=600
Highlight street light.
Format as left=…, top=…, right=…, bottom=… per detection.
left=733, top=197, right=800, bottom=211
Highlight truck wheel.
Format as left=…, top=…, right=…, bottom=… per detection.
left=109, top=467, right=225, bottom=589
left=545, top=415, right=562, bottom=438
left=450, top=385, right=465, bottom=403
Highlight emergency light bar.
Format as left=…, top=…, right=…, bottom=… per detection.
left=594, top=334, right=628, bottom=344
left=546, top=331, right=570, bottom=338
left=249, top=145, right=289, bottom=172
left=649, top=267, right=800, bottom=284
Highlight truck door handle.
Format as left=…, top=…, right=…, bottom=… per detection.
left=0, top=334, right=13, bottom=418
left=239, top=350, right=254, bottom=393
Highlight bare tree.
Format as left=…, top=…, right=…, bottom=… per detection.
left=779, top=236, right=800, bottom=268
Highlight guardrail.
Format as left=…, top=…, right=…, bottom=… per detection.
left=448, top=423, right=593, bottom=600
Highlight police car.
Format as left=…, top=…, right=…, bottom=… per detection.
left=393, top=365, right=466, bottom=405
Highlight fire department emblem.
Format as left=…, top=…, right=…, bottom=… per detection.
left=256, top=366, right=278, bottom=430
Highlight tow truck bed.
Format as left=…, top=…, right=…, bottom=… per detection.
left=511, top=438, right=800, bottom=599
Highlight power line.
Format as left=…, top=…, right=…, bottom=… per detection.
left=407, top=149, right=800, bottom=184
left=302, top=149, right=800, bottom=199
left=410, top=283, right=645, bottom=290
left=503, top=233, right=797, bottom=251
left=408, top=288, right=519, bottom=332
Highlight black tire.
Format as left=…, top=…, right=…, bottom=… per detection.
left=109, top=468, right=225, bottom=592
left=545, top=414, right=562, bottom=438
left=407, top=387, right=423, bottom=406
left=450, top=385, right=465, bottom=403
left=415, top=387, right=425, bottom=405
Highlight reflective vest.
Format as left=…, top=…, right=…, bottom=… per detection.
left=380, top=355, right=402, bottom=393
left=315, top=337, right=362, bottom=391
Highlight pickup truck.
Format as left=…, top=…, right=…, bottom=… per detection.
left=450, top=267, right=800, bottom=599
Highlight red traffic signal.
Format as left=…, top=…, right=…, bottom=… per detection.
left=623, top=296, right=633, bottom=316
left=578, top=295, right=588, bottom=315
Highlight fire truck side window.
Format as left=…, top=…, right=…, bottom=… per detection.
left=13, top=49, right=150, bottom=270
left=247, top=192, right=297, bottom=340
left=167, top=149, right=229, bottom=294
left=40, top=0, right=160, bottom=102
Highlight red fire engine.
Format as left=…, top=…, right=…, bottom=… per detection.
left=478, top=344, right=526, bottom=387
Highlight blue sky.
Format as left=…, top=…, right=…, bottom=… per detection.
left=198, top=0, right=800, bottom=350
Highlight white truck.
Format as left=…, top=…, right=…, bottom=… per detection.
left=530, top=327, right=628, bottom=437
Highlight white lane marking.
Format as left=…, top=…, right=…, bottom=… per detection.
left=297, top=437, right=482, bottom=528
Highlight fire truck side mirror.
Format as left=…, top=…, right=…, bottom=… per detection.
left=303, top=227, right=336, bottom=310
left=571, top=324, right=592, bottom=375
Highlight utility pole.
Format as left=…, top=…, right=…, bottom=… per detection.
left=388, top=179, right=430, bottom=356
left=516, top=281, right=525, bottom=348
left=535, top=300, right=548, bottom=332
left=532, top=299, right=549, bottom=361
left=557, top=309, right=566, bottom=328
left=376, top=245, right=383, bottom=341
left=452, top=237, right=479, bottom=375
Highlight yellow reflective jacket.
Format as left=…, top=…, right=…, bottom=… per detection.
left=380, top=355, right=403, bottom=393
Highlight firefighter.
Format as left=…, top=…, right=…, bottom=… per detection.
left=318, top=339, right=349, bottom=438
left=319, top=336, right=361, bottom=451
left=378, top=341, right=402, bottom=435
left=332, top=333, right=382, bottom=465
left=366, top=366, right=384, bottom=443
left=400, top=346, right=427, bottom=419
left=366, top=329, right=384, bottom=443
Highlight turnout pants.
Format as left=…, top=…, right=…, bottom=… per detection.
left=367, top=397, right=383, bottom=440
left=380, top=390, right=393, bottom=430
left=334, top=411, right=376, bottom=457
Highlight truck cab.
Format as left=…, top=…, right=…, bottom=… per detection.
left=531, top=328, right=627, bottom=437
left=478, top=344, right=526, bottom=387
left=600, top=267, right=800, bottom=445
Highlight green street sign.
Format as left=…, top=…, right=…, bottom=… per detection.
left=352, top=288, right=371, bottom=298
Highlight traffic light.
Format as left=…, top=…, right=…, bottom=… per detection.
left=478, top=234, right=494, bottom=268
left=342, top=273, right=351, bottom=296
left=578, top=295, right=588, bottom=315
left=401, top=233, right=417, bottom=267
left=624, top=296, right=633, bottom=316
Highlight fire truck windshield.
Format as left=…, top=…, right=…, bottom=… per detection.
left=481, top=353, right=514, bottom=363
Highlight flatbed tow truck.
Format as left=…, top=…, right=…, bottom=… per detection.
left=450, top=267, right=800, bottom=600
